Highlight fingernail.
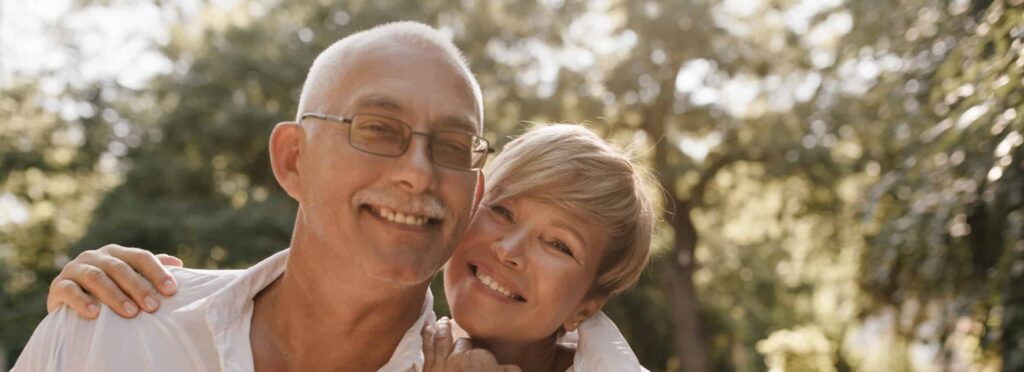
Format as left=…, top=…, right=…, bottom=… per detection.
left=123, top=301, right=138, bottom=315
left=144, top=296, right=159, bottom=312
left=87, top=303, right=99, bottom=316
left=162, top=279, right=176, bottom=293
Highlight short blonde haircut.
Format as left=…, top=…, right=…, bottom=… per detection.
left=484, top=124, right=655, bottom=298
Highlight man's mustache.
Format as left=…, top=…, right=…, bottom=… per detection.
left=351, top=188, right=449, bottom=220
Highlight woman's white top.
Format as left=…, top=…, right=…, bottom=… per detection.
left=560, top=311, right=650, bottom=372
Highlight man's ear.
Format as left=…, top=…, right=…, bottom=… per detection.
left=269, top=122, right=305, bottom=202
left=563, top=296, right=607, bottom=332
left=468, top=172, right=485, bottom=218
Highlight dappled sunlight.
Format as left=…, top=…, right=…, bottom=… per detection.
left=2, top=0, right=1023, bottom=370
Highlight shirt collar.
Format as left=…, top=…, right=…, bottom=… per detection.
left=560, top=311, right=645, bottom=371
left=204, top=249, right=290, bottom=372
left=377, top=289, right=435, bottom=372
left=193, top=249, right=436, bottom=372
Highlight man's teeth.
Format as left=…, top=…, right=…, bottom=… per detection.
left=475, top=270, right=517, bottom=299
left=374, top=206, right=429, bottom=226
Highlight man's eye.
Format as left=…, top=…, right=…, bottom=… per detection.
left=364, top=122, right=397, bottom=134
left=437, top=141, right=470, bottom=155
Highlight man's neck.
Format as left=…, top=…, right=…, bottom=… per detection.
left=250, top=222, right=431, bottom=371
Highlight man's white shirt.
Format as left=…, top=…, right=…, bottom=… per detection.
left=13, top=249, right=436, bottom=372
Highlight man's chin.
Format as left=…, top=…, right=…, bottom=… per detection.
left=363, top=255, right=447, bottom=286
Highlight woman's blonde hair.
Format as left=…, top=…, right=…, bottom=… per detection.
left=484, top=123, right=655, bottom=298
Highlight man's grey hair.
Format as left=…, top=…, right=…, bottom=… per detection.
left=296, top=21, right=484, bottom=126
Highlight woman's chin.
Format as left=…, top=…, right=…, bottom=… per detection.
left=451, top=312, right=506, bottom=340
left=451, top=312, right=489, bottom=337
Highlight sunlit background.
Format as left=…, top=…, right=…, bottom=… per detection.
left=2, top=0, right=1022, bottom=371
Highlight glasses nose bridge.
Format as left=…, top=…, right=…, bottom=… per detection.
left=408, top=130, right=435, bottom=143
left=403, top=130, right=436, bottom=160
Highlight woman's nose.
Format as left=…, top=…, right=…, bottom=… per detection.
left=491, top=230, right=528, bottom=269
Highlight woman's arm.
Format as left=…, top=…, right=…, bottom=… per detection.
left=47, top=244, right=182, bottom=318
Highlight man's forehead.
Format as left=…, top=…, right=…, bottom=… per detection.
left=298, top=25, right=484, bottom=129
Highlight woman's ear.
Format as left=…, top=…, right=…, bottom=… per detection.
left=563, top=296, right=607, bottom=332
left=269, top=122, right=305, bottom=202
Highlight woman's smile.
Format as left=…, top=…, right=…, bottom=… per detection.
left=468, top=262, right=527, bottom=302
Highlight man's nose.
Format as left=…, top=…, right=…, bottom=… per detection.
left=388, top=135, right=436, bottom=194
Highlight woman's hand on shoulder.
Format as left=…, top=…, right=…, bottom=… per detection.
left=47, top=244, right=183, bottom=319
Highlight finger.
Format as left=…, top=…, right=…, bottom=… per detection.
left=452, top=337, right=473, bottom=354
left=450, top=318, right=470, bottom=339
left=463, top=349, right=498, bottom=370
left=47, top=275, right=66, bottom=313
left=501, top=365, right=523, bottom=372
left=156, top=254, right=184, bottom=267
left=70, top=263, right=141, bottom=318
left=114, top=247, right=178, bottom=296
left=95, top=244, right=131, bottom=254
left=421, top=321, right=435, bottom=371
left=48, top=279, right=100, bottom=319
left=435, top=317, right=455, bottom=360
left=47, top=252, right=102, bottom=313
left=91, top=253, right=162, bottom=313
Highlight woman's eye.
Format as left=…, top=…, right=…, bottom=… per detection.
left=489, top=204, right=514, bottom=223
left=549, top=240, right=574, bottom=257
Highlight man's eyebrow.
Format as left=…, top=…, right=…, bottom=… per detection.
left=354, top=94, right=480, bottom=133
left=354, top=94, right=405, bottom=113
left=436, top=115, right=480, bottom=134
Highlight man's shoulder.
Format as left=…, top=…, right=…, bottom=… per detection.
left=13, top=304, right=218, bottom=371
left=169, top=266, right=247, bottom=284
left=159, top=266, right=245, bottom=308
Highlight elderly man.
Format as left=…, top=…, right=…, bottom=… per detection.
left=14, top=22, right=508, bottom=371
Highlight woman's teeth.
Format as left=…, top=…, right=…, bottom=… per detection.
left=475, top=270, right=518, bottom=300
left=372, top=206, right=429, bottom=226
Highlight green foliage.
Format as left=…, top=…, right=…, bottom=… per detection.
left=860, top=0, right=1024, bottom=369
left=4, top=0, right=1024, bottom=370
left=0, top=78, right=120, bottom=363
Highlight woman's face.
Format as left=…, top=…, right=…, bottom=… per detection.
left=443, top=196, right=609, bottom=343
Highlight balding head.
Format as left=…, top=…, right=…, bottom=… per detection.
left=297, top=21, right=483, bottom=127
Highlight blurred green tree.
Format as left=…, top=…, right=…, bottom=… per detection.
left=858, top=0, right=1024, bottom=370
left=5, top=0, right=1023, bottom=370
left=0, top=77, right=120, bottom=364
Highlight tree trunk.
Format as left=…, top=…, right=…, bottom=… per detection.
left=663, top=193, right=710, bottom=372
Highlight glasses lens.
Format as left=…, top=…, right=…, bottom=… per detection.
left=350, top=115, right=409, bottom=156
left=432, top=132, right=487, bottom=170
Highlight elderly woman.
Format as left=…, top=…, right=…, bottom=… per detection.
left=46, top=124, right=655, bottom=372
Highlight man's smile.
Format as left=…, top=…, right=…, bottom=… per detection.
left=362, top=204, right=443, bottom=229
